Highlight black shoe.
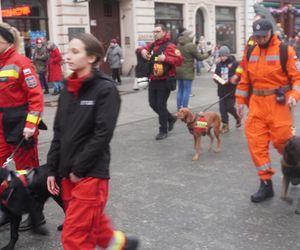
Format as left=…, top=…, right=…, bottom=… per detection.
left=19, top=216, right=46, bottom=232
left=168, top=116, right=177, bottom=132
left=57, top=224, right=63, bottom=231
left=236, top=117, right=242, bottom=128
left=44, top=90, right=49, bottom=94
left=155, top=132, right=168, bottom=140
left=251, top=180, right=274, bottom=203
left=0, top=213, right=10, bottom=227
left=124, top=236, right=139, bottom=250
left=291, top=178, right=300, bottom=186
left=52, top=91, right=59, bottom=96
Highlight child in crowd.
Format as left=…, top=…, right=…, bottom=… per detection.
left=213, top=46, right=241, bottom=133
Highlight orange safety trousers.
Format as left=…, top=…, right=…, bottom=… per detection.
left=0, top=114, right=39, bottom=170
left=245, top=94, right=293, bottom=181
left=61, top=177, right=114, bottom=250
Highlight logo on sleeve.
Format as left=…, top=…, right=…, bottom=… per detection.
left=23, top=68, right=32, bottom=75
left=25, top=76, right=37, bottom=88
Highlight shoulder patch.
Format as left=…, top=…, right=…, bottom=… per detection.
left=23, top=68, right=32, bottom=75
left=175, top=49, right=181, bottom=56
left=25, top=76, right=37, bottom=88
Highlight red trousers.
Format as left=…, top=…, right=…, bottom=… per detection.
left=61, top=178, right=114, bottom=250
left=0, top=115, right=39, bottom=170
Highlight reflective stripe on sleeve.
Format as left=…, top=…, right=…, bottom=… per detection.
left=256, top=163, right=271, bottom=172
left=26, top=113, right=41, bottom=125
left=292, top=85, right=300, bottom=92
left=235, top=89, right=249, bottom=98
left=236, top=67, right=243, bottom=74
left=249, top=55, right=259, bottom=62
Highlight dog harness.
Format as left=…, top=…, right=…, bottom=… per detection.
left=188, top=115, right=208, bottom=134
left=0, top=170, right=30, bottom=197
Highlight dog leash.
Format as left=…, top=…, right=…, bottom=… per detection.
left=201, top=91, right=235, bottom=113
left=2, top=137, right=25, bottom=170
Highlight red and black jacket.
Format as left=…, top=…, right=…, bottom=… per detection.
left=47, top=71, right=121, bottom=179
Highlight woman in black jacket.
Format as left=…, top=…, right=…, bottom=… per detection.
left=213, top=46, right=241, bottom=133
left=47, top=33, right=138, bottom=250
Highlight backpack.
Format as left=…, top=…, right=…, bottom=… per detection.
left=246, top=42, right=288, bottom=75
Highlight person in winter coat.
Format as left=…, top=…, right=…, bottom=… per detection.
left=213, top=46, right=241, bottom=133
left=104, top=39, right=124, bottom=84
left=33, top=38, right=49, bottom=94
left=46, top=33, right=139, bottom=250
left=176, top=30, right=210, bottom=110
left=133, top=40, right=149, bottom=90
left=141, top=24, right=183, bottom=140
left=47, top=41, right=63, bottom=95
left=0, top=23, right=44, bottom=227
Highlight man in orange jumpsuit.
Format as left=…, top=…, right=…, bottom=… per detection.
left=236, top=19, right=300, bottom=202
left=0, top=23, right=44, bottom=225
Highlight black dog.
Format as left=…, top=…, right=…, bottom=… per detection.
left=280, top=136, right=300, bottom=214
left=0, top=164, right=63, bottom=250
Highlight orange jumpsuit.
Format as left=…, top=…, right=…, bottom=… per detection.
left=0, top=46, right=43, bottom=169
left=236, top=35, right=300, bottom=180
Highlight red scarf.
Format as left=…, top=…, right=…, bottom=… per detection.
left=67, top=72, right=91, bottom=96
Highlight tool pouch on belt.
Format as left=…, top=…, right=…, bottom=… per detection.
left=2, top=105, right=27, bottom=144
left=275, top=87, right=286, bottom=104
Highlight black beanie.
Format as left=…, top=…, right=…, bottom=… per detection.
left=0, top=26, right=14, bottom=43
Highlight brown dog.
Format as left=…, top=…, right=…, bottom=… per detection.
left=176, top=108, right=221, bottom=161
left=280, top=136, right=300, bottom=214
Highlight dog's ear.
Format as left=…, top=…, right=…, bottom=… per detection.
left=185, top=109, right=194, bottom=123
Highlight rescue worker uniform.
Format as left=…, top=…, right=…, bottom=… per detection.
left=236, top=34, right=300, bottom=201
left=143, top=33, right=183, bottom=139
left=0, top=46, right=43, bottom=170
left=47, top=71, right=138, bottom=250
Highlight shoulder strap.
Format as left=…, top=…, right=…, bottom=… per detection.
left=279, top=42, right=288, bottom=75
left=153, top=41, right=171, bottom=55
left=246, top=45, right=256, bottom=61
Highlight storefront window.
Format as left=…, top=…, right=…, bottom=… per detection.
left=155, top=3, right=183, bottom=41
left=1, top=0, right=48, bottom=58
left=215, top=6, right=236, bottom=53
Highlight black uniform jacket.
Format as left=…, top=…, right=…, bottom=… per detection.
left=47, top=71, right=121, bottom=179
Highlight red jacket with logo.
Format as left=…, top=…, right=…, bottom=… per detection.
left=0, top=46, right=43, bottom=129
left=143, top=33, right=183, bottom=81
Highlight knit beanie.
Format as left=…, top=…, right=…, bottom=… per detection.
left=219, top=46, right=230, bottom=57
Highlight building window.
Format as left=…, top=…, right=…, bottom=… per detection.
left=296, top=17, right=300, bottom=32
left=216, top=6, right=236, bottom=53
left=155, top=3, right=183, bottom=41
left=103, top=0, right=112, bottom=17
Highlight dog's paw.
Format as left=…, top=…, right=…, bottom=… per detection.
left=192, top=155, right=200, bottom=161
left=280, top=196, right=293, bottom=205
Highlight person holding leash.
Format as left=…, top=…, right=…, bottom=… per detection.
left=236, top=19, right=300, bottom=202
left=47, top=33, right=138, bottom=250
left=0, top=23, right=44, bottom=227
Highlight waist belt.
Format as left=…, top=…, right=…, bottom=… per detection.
left=252, top=85, right=290, bottom=96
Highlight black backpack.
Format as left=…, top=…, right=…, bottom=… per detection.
left=246, top=42, right=288, bottom=75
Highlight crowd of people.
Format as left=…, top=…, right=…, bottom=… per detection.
left=0, top=11, right=300, bottom=249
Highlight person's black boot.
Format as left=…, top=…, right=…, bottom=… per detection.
left=155, top=132, right=168, bottom=140
left=0, top=211, right=10, bottom=227
left=124, top=236, right=139, bottom=250
left=19, top=214, right=46, bottom=232
left=251, top=180, right=274, bottom=203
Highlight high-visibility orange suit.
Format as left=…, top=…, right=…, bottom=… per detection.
left=236, top=34, right=300, bottom=181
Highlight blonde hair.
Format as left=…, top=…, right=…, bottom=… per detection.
left=0, top=22, right=21, bottom=50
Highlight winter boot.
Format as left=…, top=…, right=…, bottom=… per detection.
left=221, top=123, right=229, bottom=133
left=251, top=180, right=274, bottom=203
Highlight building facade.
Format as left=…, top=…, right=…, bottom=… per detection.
left=0, top=0, right=268, bottom=74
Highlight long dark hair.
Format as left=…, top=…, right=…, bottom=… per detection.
left=72, top=33, right=104, bottom=69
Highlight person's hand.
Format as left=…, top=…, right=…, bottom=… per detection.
left=23, top=127, right=36, bottom=140
left=287, top=96, right=297, bottom=107
left=157, top=53, right=166, bottom=62
left=237, top=104, right=245, bottom=119
left=141, top=49, right=149, bottom=60
left=120, top=59, right=124, bottom=64
left=69, top=172, right=81, bottom=183
left=230, top=75, right=240, bottom=85
left=47, top=176, right=60, bottom=195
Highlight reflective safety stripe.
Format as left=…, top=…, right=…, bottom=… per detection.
left=249, top=55, right=259, bottom=62
left=1, top=64, right=20, bottom=72
left=236, top=67, right=243, bottom=74
left=17, top=170, right=28, bottom=175
left=266, top=55, right=280, bottom=61
left=256, top=163, right=271, bottom=172
left=293, top=85, right=300, bottom=92
left=26, top=113, right=41, bottom=125
left=0, top=69, right=19, bottom=78
left=236, top=89, right=249, bottom=98
left=107, top=231, right=126, bottom=250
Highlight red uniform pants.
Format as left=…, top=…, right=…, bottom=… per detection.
left=61, top=178, right=114, bottom=250
left=0, top=114, right=39, bottom=170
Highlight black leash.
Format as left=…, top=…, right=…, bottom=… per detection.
left=2, top=137, right=25, bottom=169
left=201, top=91, right=235, bottom=113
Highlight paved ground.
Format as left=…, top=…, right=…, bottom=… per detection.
left=1, top=73, right=300, bottom=250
